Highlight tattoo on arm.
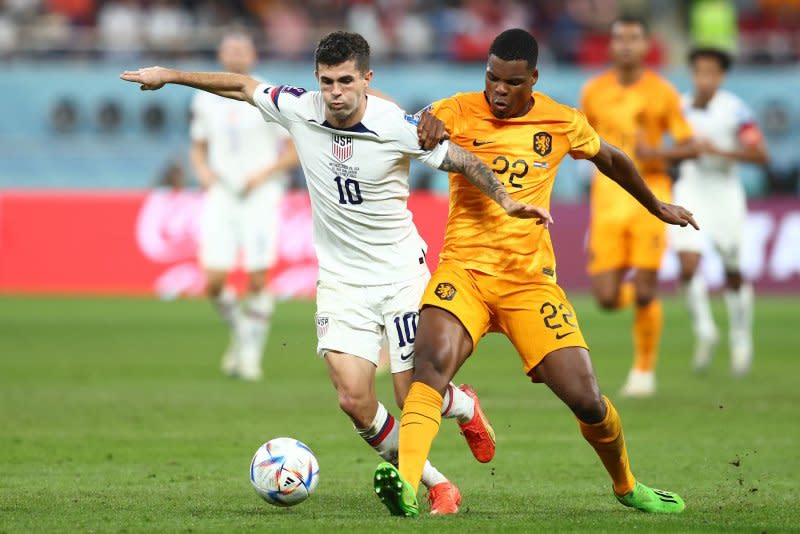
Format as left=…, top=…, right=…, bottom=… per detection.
left=439, top=144, right=509, bottom=206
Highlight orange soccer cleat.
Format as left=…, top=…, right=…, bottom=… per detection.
left=427, top=481, right=462, bottom=515
left=457, top=384, right=496, bottom=463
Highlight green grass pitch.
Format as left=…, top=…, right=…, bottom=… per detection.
left=1, top=294, right=798, bottom=532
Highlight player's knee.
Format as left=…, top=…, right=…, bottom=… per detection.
left=679, top=267, right=696, bottom=283
left=726, top=271, right=743, bottom=290
left=635, top=292, right=656, bottom=307
left=572, top=392, right=606, bottom=424
left=247, top=273, right=266, bottom=295
left=205, top=280, right=225, bottom=299
left=593, top=287, right=618, bottom=310
left=411, top=348, right=450, bottom=392
left=596, top=295, right=618, bottom=310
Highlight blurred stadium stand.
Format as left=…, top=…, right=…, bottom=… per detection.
left=0, top=0, right=799, bottom=197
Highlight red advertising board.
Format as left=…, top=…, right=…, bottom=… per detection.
left=0, top=190, right=798, bottom=296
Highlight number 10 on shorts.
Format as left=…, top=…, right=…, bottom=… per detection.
left=393, top=312, right=418, bottom=348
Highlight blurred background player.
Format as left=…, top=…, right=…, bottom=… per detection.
left=581, top=16, right=698, bottom=398
left=190, top=33, right=299, bottom=381
left=672, top=46, right=769, bottom=376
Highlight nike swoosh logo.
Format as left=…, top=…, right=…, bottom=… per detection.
left=399, top=350, right=415, bottom=361
left=472, top=140, right=494, bottom=146
left=555, top=331, right=575, bottom=340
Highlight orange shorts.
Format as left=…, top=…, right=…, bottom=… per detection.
left=587, top=179, right=671, bottom=274
left=420, top=262, right=588, bottom=379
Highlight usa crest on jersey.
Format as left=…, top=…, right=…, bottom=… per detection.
left=332, top=135, right=353, bottom=162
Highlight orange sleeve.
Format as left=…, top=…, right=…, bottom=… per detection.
left=568, top=108, right=601, bottom=160
left=664, top=85, right=693, bottom=143
left=430, top=97, right=462, bottom=135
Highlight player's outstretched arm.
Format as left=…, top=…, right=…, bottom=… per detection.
left=439, top=143, right=553, bottom=225
left=120, top=67, right=260, bottom=105
left=590, top=139, right=699, bottom=230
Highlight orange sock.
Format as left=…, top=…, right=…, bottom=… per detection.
left=399, top=382, right=443, bottom=491
left=633, top=299, right=662, bottom=372
left=616, top=282, right=635, bottom=309
left=578, top=396, right=636, bottom=496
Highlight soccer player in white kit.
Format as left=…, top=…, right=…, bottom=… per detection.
left=189, top=34, right=300, bottom=381
left=121, top=31, right=551, bottom=513
left=671, top=47, right=768, bottom=375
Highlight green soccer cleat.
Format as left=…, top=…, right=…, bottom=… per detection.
left=373, top=462, right=419, bottom=517
left=616, top=482, right=686, bottom=513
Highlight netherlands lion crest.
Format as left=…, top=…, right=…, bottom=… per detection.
left=434, top=282, right=457, bottom=301
left=533, top=131, right=552, bottom=157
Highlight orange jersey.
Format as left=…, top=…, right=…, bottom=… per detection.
left=581, top=69, right=692, bottom=208
left=430, top=91, right=600, bottom=283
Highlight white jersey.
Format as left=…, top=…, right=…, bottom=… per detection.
left=251, top=83, right=449, bottom=286
left=190, top=84, right=291, bottom=194
left=678, top=89, right=756, bottom=185
left=672, top=89, right=757, bottom=267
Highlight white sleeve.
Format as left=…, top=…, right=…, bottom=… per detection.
left=189, top=92, right=207, bottom=142
left=396, top=111, right=450, bottom=168
left=251, top=83, right=308, bottom=127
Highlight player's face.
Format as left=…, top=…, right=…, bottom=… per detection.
left=218, top=36, right=256, bottom=74
left=316, top=60, right=373, bottom=126
left=610, top=22, right=648, bottom=68
left=484, top=55, right=537, bottom=119
left=692, top=56, right=725, bottom=100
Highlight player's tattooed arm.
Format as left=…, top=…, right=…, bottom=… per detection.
left=120, top=67, right=261, bottom=106
left=591, top=139, right=699, bottom=230
left=438, top=143, right=553, bottom=224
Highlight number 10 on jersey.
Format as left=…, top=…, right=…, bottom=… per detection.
left=334, top=176, right=363, bottom=205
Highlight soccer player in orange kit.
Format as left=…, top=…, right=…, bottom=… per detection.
left=372, top=28, right=698, bottom=516
left=581, top=16, right=699, bottom=397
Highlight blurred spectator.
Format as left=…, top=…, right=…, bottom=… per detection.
left=260, top=0, right=312, bottom=60
left=144, top=0, right=193, bottom=54
left=0, top=2, right=20, bottom=57
left=394, top=4, right=435, bottom=60
left=448, top=0, right=530, bottom=61
left=346, top=1, right=391, bottom=59
left=47, top=0, right=95, bottom=26
left=0, top=0, right=791, bottom=65
left=98, top=0, right=144, bottom=58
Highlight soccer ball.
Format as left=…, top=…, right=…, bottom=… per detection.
left=249, top=437, right=319, bottom=507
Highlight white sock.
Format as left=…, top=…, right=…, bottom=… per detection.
left=685, top=276, right=717, bottom=340
left=440, top=383, right=474, bottom=424
left=242, top=290, right=275, bottom=354
left=725, top=283, right=753, bottom=349
left=356, top=402, right=447, bottom=489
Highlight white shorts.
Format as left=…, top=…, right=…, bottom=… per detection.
left=671, top=175, right=746, bottom=271
left=200, top=183, right=282, bottom=272
left=315, top=272, right=430, bottom=374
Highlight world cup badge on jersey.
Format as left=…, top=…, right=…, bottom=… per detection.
left=315, top=314, right=329, bottom=338
left=332, top=134, right=353, bottom=162
left=533, top=131, right=552, bottom=157
left=434, top=282, right=457, bottom=301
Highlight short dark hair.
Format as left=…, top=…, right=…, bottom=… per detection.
left=688, top=46, right=732, bottom=71
left=488, top=29, right=539, bottom=69
left=314, top=31, right=370, bottom=74
left=612, top=14, right=649, bottom=35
